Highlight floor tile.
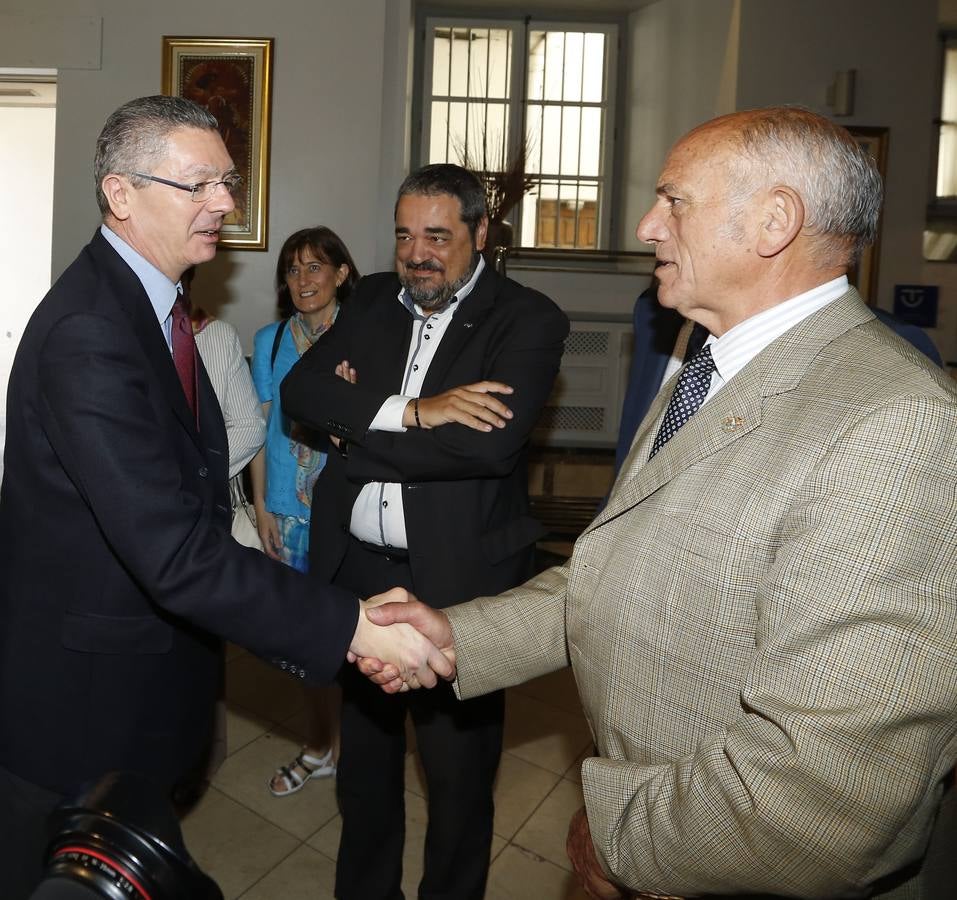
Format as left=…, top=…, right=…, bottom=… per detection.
left=490, top=832, right=508, bottom=861
left=485, top=844, right=589, bottom=900
left=202, top=662, right=598, bottom=898
left=563, top=744, right=590, bottom=785
left=492, top=751, right=563, bottom=840
left=512, top=777, right=584, bottom=870
left=306, top=790, right=429, bottom=897
left=503, top=691, right=594, bottom=776
left=404, top=746, right=561, bottom=843
left=212, top=729, right=339, bottom=840
left=225, top=653, right=307, bottom=724
left=225, top=703, right=272, bottom=757
left=513, top=665, right=586, bottom=717
left=404, top=747, right=427, bottom=798
left=307, top=812, right=340, bottom=860
left=238, top=843, right=336, bottom=899
left=180, top=786, right=299, bottom=900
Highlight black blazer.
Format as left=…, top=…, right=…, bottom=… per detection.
left=0, top=232, right=359, bottom=796
left=282, top=267, right=569, bottom=608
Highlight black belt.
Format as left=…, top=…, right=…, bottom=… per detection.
left=351, top=536, right=409, bottom=561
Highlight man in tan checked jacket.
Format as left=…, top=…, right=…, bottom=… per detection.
left=359, top=107, right=957, bottom=899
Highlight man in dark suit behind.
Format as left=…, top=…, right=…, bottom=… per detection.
left=282, top=163, right=569, bottom=899
left=0, top=95, right=448, bottom=899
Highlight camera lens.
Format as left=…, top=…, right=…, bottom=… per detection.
left=30, top=772, right=222, bottom=900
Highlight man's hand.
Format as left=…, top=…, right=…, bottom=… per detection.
left=335, top=359, right=357, bottom=384
left=405, top=381, right=514, bottom=432
left=349, top=588, right=454, bottom=690
left=567, top=806, right=626, bottom=900
left=327, top=360, right=358, bottom=450
left=354, top=596, right=457, bottom=693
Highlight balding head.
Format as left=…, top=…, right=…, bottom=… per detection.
left=698, top=107, right=883, bottom=268
left=637, top=107, right=882, bottom=334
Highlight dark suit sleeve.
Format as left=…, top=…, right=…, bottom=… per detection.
left=872, top=308, right=943, bottom=366
left=281, top=278, right=395, bottom=436
left=283, top=290, right=569, bottom=483
left=37, top=311, right=358, bottom=684
left=615, top=288, right=685, bottom=474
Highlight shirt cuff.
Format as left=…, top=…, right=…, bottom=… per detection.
left=369, top=395, right=411, bottom=432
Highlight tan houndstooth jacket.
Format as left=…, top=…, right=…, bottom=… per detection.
left=447, top=288, right=957, bottom=898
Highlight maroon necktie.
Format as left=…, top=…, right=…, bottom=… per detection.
left=171, top=296, right=199, bottom=427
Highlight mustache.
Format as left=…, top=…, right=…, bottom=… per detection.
left=405, top=260, right=443, bottom=273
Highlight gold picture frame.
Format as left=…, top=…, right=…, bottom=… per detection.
left=162, top=36, right=273, bottom=250
left=847, top=126, right=889, bottom=305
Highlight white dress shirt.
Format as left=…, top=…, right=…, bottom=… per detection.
left=659, top=276, right=852, bottom=408
left=349, top=257, right=486, bottom=549
left=700, top=275, right=850, bottom=407
left=100, top=225, right=180, bottom=351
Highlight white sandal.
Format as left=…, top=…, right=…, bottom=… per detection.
left=268, top=748, right=335, bottom=797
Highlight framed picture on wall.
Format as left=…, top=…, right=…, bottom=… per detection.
left=847, top=125, right=889, bottom=305
left=162, top=36, right=273, bottom=250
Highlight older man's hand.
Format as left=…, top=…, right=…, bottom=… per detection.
left=567, top=806, right=626, bottom=900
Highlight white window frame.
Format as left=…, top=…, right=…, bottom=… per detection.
left=416, top=13, right=619, bottom=252
left=930, top=31, right=957, bottom=210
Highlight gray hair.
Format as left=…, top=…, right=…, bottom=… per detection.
left=723, top=107, right=883, bottom=267
left=94, top=95, right=218, bottom=216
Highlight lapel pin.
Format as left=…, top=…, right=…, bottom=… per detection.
left=463, top=322, right=473, bottom=328
left=721, top=415, right=745, bottom=433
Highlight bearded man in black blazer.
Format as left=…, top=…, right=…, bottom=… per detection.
left=0, top=95, right=448, bottom=900
left=282, top=163, right=569, bottom=900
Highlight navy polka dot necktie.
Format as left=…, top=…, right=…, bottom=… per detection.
left=649, top=344, right=715, bottom=459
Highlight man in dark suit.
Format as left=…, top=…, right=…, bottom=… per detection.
left=615, top=286, right=943, bottom=472
left=282, top=163, right=569, bottom=900
left=0, top=95, right=448, bottom=900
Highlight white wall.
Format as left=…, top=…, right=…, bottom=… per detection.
left=621, top=0, right=739, bottom=247
left=737, top=0, right=938, bottom=315
left=0, top=103, right=56, bottom=478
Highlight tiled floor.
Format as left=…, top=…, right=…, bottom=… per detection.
left=182, top=641, right=594, bottom=899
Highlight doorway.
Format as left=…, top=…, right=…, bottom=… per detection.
left=0, top=71, right=56, bottom=482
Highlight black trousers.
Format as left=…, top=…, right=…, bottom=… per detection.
left=0, top=764, right=64, bottom=899
left=333, top=538, right=504, bottom=900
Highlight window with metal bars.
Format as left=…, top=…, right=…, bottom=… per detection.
left=418, top=16, right=618, bottom=251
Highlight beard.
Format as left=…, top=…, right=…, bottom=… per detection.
left=399, top=253, right=479, bottom=312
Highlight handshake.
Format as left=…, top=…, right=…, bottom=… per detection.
left=348, top=588, right=456, bottom=692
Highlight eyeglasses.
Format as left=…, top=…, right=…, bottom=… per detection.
left=132, top=172, right=244, bottom=203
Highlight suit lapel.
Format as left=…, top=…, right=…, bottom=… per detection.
left=359, top=291, right=415, bottom=393
left=591, top=287, right=874, bottom=533
left=598, top=373, right=763, bottom=528
left=90, top=233, right=203, bottom=451
left=421, top=265, right=497, bottom=394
